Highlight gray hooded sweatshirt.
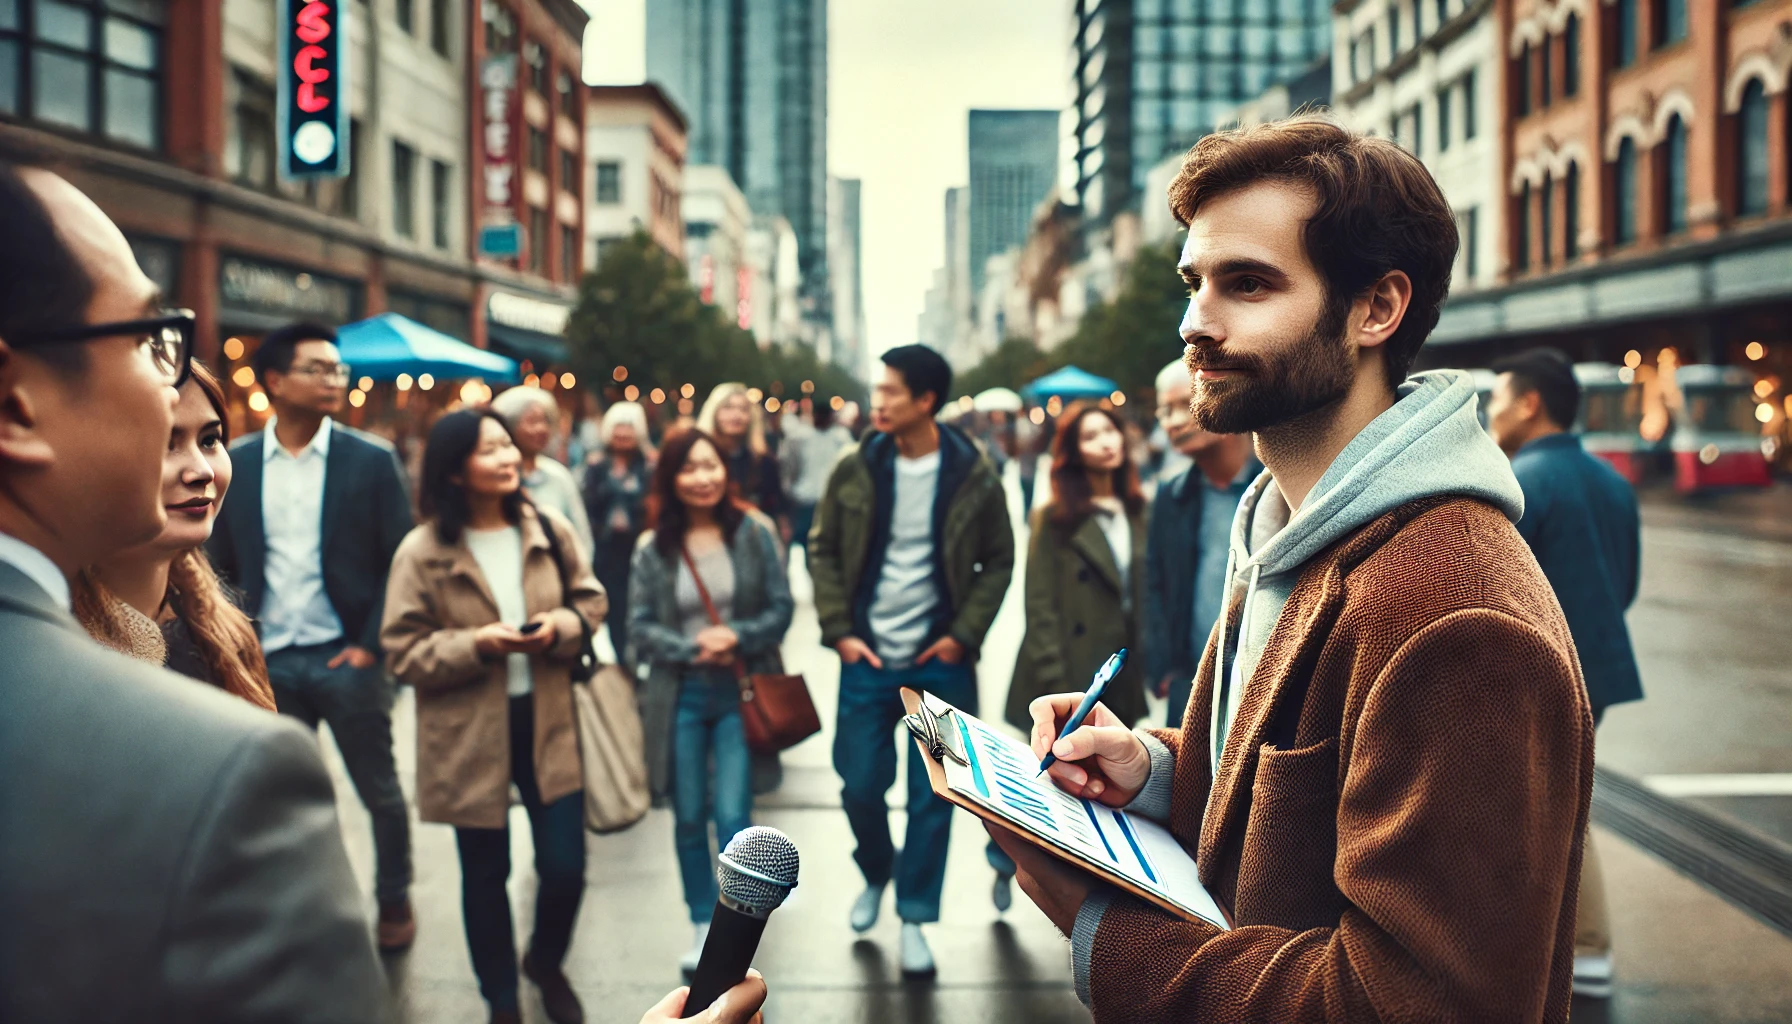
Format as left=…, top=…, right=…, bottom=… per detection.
left=1069, top=369, right=1527, bottom=1006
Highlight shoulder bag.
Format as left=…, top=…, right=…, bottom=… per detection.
left=680, top=543, right=820, bottom=755
left=539, top=507, right=650, bottom=833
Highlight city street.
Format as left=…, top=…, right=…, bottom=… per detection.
left=320, top=476, right=1792, bottom=1023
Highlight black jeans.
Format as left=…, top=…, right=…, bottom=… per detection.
left=454, top=695, right=587, bottom=1012
left=593, top=535, right=635, bottom=662
left=267, top=641, right=412, bottom=905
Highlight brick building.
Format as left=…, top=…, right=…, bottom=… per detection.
left=0, top=0, right=587, bottom=426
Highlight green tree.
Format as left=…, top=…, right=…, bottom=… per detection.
left=951, top=336, right=1053, bottom=400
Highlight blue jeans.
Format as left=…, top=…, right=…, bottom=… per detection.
left=267, top=640, right=412, bottom=906
left=834, top=657, right=978, bottom=923
left=674, top=673, right=754, bottom=922
left=454, top=695, right=586, bottom=1012
left=790, top=502, right=817, bottom=551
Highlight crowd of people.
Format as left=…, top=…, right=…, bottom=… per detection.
left=2, top=113, right=1647, bottom=1024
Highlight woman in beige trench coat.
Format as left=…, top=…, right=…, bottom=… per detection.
left=381, top=409, right=605, bottom=1024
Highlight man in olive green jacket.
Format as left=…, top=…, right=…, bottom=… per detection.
left=807, top=344, right=1013, bottom=976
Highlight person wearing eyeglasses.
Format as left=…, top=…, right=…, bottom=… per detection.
left=208, top=321, right=421, bottom=952
left=0, top=162, right=389, bottom=1020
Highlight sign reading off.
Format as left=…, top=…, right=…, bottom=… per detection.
left=278, top=0, right=350, bottom=180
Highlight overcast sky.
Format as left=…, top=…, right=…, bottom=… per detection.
left=583, top=0, right=1071, bottom=365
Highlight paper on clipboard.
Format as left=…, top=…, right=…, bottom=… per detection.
left=906, top=689, right=1229, bottom=930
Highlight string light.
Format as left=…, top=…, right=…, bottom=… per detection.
left=358, top=376, right=374, bottom=392
left=765, top=397, right=781, bottom=413
left=348, top=389, right=366, bottom=408
left=613, top=366, right=628, bottom=382
left=560, top=371, right=576, bottom=388
left=1624, top=350, right=1642, bottom=369
left=747, top=387, right=764, bottom=403
left=542, top=372, right=558, bottom=390
left=801, top=380, right=814, bottom=394
left=624, top=385, right=640, bottom=402
left=524, top=373, right=540, bottom=388
left=231, top=366, right=256, bottom=387
left=247, top=391, right=270, bottom=412
left=396, top=373, right=414, bottom=391
left=418, top=373, right=435, bottom=391
left=680, top=383, right=695, bottom=399
left=650, top=388, right=666, bottom=404
left=223, top=338, right=245, bottom=361
left=1110, top=390, right=1127, bottom=406
left=830, top=396, right=845, bottom=411
left=1747, top=342, right=1766, bottom=361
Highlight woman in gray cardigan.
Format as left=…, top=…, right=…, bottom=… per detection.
left=627, top=427, right=793, bottom=975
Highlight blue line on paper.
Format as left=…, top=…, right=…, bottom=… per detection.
left=956, top=714, right=989, bottom=799
left=1112, top=810, right=1157, bottom=884
left=1082, top=799, right=1117, bottom=862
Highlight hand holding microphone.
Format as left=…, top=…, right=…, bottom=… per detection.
left=680, top=826, right=799, bottom=1019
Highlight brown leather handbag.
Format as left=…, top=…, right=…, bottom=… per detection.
left=681, top=545, right=820, bottom=754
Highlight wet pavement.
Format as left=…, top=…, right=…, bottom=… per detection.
left=315, top=475, right=1792, bottom=1023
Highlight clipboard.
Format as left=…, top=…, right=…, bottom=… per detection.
left=901, top=687, right=1232, bottom=929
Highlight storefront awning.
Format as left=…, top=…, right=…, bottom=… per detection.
left=337, top=313, right=520, bottom=383
left=486, top=322, right=569, bottom=368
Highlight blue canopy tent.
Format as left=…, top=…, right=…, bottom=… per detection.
left=336, top=313, right=521, bottom=383
left=1022, top=365, right=1118, bottom=401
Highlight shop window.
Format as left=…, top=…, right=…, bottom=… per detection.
left=1661, top=114, right=1687, bottom=234
left=1563, top=15, right=1580, bottom=97
left=1614, top=0, right=1637, bottom=68
left=1565, top=162, right=1580, bottom=259
left=1614, top=137, right=1638, bottom=244
left=528, top=206, right=547, bottom=272
left=429, top=0, right=448, bottom=55
left=392, top=138, right=416, bottom=239
left=1515, top=184, right=1531, bottom=272
left=396, top=0, right=412, bottom=35
left=0, top=0, right=162, bottom=148
left=430, top=158, right=450, bottom=249
left=1653, top=0, right=1685, bottom=48
left=595, top=160, right=620, bottom=203
left=1736, top=79, right=1768, bottom=217
left=527, top=125, right=546, bottom=172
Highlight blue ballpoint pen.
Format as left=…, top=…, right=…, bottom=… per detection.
left=1037, top=648, right=1128, bottom=776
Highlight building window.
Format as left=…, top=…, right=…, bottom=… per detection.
left=1654, top=0, right=1686, bottom=48
left=0, top=0, right=164, bottom=148
left=230, top=67, right=275, bottom=190
left=1407, top=102, right=1422, bottom=155
left=558, top=149, right=576, bottom=195
left=527, top=126, right=546, bottom=172
left=1565, top=162, right=1580, bottom=260
left=396, top=0, right=412, bottom=34
left=528, top=206, right=547, bottom=271
left=1539, top=35, right=1552, bottom=107
left=1435, top=0, right=1448, bottom=27
left=523, top=40, right=546, bottom=94
left=560, top=224, right=577, bottom=281
left=1661, top=114, right=1687, bottom=234
left=1737, top=78, right=1769, bottom=217
left=1389, top=3, right=1401, bottom=53
left=595, top=160, right=620, bottom=203
left=1614, top=136, right=1638, bottom=244
left=429, top=0, right=449, bottom=55
left=430, top=158, right=450, bottom=249
left=1515, top=183, right=1531, bottom=271
left=556, top=69, right=575, bottom=118
left=1540, top=173, right=1554, bottom=267
left=483, top=0, right=514, bottom=53
left=1463, top=206, right=1479, bottom=280
left=1615, top=0, right=1637, bottom=68
left=1462, top=69, right=1477, bottom=139
left=392, top=139, right=416, bottom=239
left=1436, top=86, right=1451, bottom=152
left=1563, top=15, right=1580, bottom=97
left=1516, top=43, right=1532, bottom=116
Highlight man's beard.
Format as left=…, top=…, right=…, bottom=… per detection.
left=1182, top=299, right=1354, bottom=435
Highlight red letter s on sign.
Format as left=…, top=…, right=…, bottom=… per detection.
left=294, top=1, right=331, bottom=44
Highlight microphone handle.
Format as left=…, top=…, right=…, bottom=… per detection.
left=681, top=901, right=769, bottom=1018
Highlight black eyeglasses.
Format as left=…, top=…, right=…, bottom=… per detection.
left=10, top=309, right=196, bottom=389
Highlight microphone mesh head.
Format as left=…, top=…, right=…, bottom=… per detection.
left=716, top=826, right=800, bottom=913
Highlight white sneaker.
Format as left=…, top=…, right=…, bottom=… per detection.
left=992, top=871, right=1013, bottom=913
left=679, top=921, right=710, bottom=976
left=849, top=882, right=886, bottom=933
left=1572, top=951, right=1613, bottom=998
left=900, top=922, right=936, bottom=977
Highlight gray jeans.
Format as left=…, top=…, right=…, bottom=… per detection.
left=267, top=640, right=412, bottom=906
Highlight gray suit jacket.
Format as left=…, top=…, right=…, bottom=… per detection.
left=0, top=561, right=391, bottom=1023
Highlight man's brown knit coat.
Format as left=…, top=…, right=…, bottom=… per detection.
left=1087, top=496, right=1595, bottom=1022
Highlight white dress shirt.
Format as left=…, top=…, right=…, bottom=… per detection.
left=259, top=416, right=346, bottom=653
left=0, top=532, right=70, bottom=611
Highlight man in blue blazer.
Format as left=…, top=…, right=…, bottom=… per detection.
left=1485, top=347, right=1643, bottom=1000
left=209, top=322, right=419, bottom=950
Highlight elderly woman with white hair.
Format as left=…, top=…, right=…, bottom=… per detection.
left=582, top=400, right=654, bottom=660
left=490, top=386, right=595, bottom=558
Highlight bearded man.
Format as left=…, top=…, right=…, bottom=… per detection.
left=986, top=117, right=1594, bottom=1023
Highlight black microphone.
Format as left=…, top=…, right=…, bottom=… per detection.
left=681, top=826, right=800, bottom=1018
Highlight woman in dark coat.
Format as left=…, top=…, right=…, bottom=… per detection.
left=1004, top=401, right=1148, bottom=731
left=583, top=400, right=653, bottom=660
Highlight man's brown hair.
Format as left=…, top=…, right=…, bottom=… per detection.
left=1167, top=115, right=1459, bottom=387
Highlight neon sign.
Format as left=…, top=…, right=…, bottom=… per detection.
left=278, top=0, right=350, bottom=179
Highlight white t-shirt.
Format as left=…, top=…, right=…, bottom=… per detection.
left=465, top=524, right=533, bottom=696
left=868, top=449, right=942, bottom=666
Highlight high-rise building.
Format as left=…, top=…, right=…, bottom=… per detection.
left=1072, top=0, right=1332, bottom=223
left=646, top=0, right=830, bottom=333
left=828, top=177, right=867, bottom=377
left=968, top=109, right=1060, bottom=296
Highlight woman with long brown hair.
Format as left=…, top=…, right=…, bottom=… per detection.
left=627, top=426, right=792, bottom=975
left=74, top=361, right=275, bottom=709
left=1003, top=400, right=1148, bottom=731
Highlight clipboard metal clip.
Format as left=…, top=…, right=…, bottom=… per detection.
left=903, top=690, right=970, bottom=768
